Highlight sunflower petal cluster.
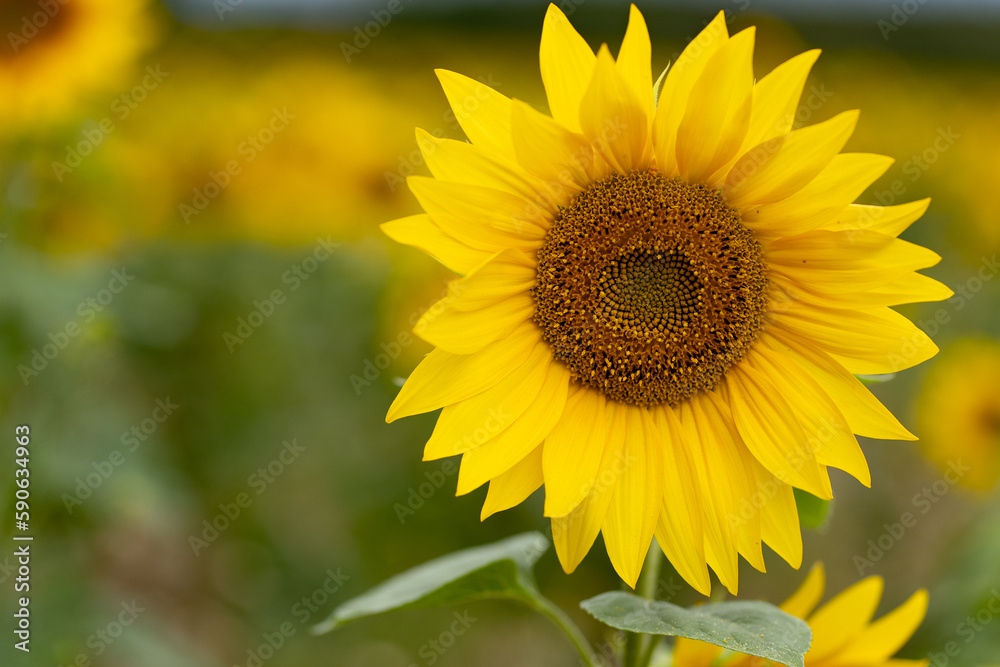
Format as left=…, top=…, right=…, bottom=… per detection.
left=384, top=4, right=950, bottom=592
left=673, top=563, right=929, bottom=667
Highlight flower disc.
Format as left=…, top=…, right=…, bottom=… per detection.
left=532, top=171, right=768, bottom=407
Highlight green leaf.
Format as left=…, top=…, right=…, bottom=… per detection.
left=794, top=488, right=832, bottom=530
left=580, top=592, right=812, bottom=667
left=312, top=532, right=549, bottom=634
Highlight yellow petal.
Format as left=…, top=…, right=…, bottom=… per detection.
left=436, top=69, right=516, bottom=162
left=481, top=444, right=544, bottom=520
left=552, top=402, right=627, bottom=573
left=742, top=49, right=821, bottom=150
left=704, top=49, right=824, bottom=188
left=822, top=199, right=931, bottom=238
left=724, top=109, right=859, bottom=209
left=726, top=363, right=834, bottom=500
left=386, top=322, right=540, bottom=422
left=408, top=175, right=545, bottom=253
left=432, top=249, right=535, bottom=313
left=695, top=390, right=768, bottom=573
left=855, top=272, right=953, bottom=307
left=409, top=173, right=548, bottom=237
left=676, top=27, right=755, bottom=183
left=770, top=269, right=953, bottom=309
left=744, top=153, right=894, bottom=238
left=579, top=45, right=650, bottom=173
left=766, top=229, right=941, bottom=295
left=511, top=98, right=599, bottom=192
left=830, top=589, right=928, bottom=665
left=615, top=5, right=654, bottom=121
left=671, top=637, right=722, bottom=667
left=677, top=399, right=740, bottom=594
left=415, top=293, right=534, bottom=354
left=539, top=4, right=596, bottom=133
left=423, top=340, right=551, bottom=460
left=780, top=562, right=826, bottom=619
left=749, top=342, right=871, bottom=487
left=755, top=463, right=803, bottom=570
left=603, top=407, right=664, bottom=587
left=543, top=389, right=609, bottom=517
left=415, top=129, right=550, bottom=208
left=652, top=407, right=711, bottom=596
left=763, top=330, right=916, bottom=441
left=806, top=575, right=884, bottom=661
left=652, top=11, right=729, bottom=178
left=381, top=214, right=490, bottom=275
left=769, top=301, right=938, bottom=375
left=456, top=360, right=570, bottom=495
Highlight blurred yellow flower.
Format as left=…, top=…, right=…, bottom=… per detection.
left=825, top=55, right=1000, bottom=260
left=51, top=46, right=453, bottom=252
left=918, top=338, right=1000, bottom=493
left=673, top=563, right=929, bottom=667
left=0, top=0, right=152, bottom=130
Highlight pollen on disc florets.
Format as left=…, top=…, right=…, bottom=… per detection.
left=531, top=171, right=769, bottom=407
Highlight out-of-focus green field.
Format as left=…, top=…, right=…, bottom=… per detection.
left=2, top=2, right=1000, bottom=666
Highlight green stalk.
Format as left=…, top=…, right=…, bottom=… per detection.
left=624, top=544, right=664, bottom=667
left=528, top=593, right=600, bottom=667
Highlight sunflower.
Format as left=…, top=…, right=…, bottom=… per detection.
left=0, top=0, right=151, bottom=130
left=672, top=563, right=929, bottom=667
left=918, top=339, right=1000, bottom=493
left=384, top=5, right=950, bottom=592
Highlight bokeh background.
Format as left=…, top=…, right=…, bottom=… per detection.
left=3, top=0, right=1000, bottom=665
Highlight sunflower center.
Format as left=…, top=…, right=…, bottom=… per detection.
left=597, top=250, right=702, bottom=332
left=531, top=171, right=768, bottom=407
left=979, top=406, right=1000, bottom=435
left=0, top=0, right=76, bottom=61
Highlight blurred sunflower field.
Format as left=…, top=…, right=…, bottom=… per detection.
left=2, top=1, right=1000, bottom=666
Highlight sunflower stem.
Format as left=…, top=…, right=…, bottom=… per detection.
left=624, top=543, right=664, bottom=667
left=528, top=593, right=599, bottom=667
left=637, top=544, right=663, bottom=607
left=637, top=635, right=663, bottom=667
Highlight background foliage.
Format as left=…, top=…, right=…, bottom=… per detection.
left=2, top=1, right=1000, bottom=665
